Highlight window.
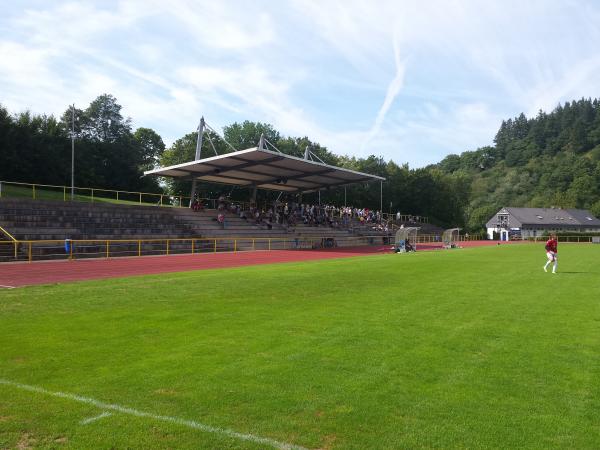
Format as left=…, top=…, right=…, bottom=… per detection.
left=497, top=214, right=509, bottom=228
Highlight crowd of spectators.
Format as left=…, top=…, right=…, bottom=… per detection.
left=266, top=202, right=386, bottom=231
left=206, top=195, right=389, bottom=232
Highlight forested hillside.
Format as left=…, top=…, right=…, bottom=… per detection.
left=2, top=95, right=600, bottom=231
left=436, top=98, right=600, bottom=231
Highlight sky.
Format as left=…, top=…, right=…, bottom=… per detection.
left=2, top=0, right=600, bottom=167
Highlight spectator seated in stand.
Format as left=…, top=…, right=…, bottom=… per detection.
left=229, top=197, right=424, bottom=235
left=217, top=194, right=230, bottom=211
left=217, top=212, right=225, bottom=229
left=191, top=198, right=204, bottom=212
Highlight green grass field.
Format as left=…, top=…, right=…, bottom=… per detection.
left=1, top=244, right=600, bottom=449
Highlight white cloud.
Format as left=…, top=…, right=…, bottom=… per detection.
left=381, top=101, right=504, bottom=166
left=152, top=0, right=275, bottom=50
left=525, top=55, right=600, bottom=116
left=0, top=41, right=67, bottom=114
left=2, top=0, right=600, bottom=168
left=360, top=31, right=406, bottom=151
left=16, top=1, right=150, bottom=46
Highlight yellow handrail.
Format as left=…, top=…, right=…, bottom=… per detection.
left=0, top=233, right=539, bottom=263
left=0, top=225, right=17, bottom=242
left=0, top=179, right=258, bottom=211
left=0, top=225, right=18, bottom=259
left=0, top=179, right=194, bottom=208
left=0, top=233, right=595, bottom=264
left=1, top=180, right=432, bottom=222
left=0, top=234, right=594, bottom=250
left=0, top=234, right=490, bottom=247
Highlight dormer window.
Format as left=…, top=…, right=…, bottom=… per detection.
left=497, top=214, right=509, bottom=228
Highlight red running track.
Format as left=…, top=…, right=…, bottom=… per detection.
left=0, top=241, right=520, bottom=288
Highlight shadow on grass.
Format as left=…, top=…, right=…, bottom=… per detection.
left=556, top=271, right=592, bottom=274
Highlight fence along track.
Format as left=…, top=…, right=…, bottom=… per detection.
left=0, top=235, right=397, bottom=263
left=0, top=233, right=495, bottom=263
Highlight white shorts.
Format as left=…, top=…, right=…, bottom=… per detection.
left=546, top=251, right=557, bottom=261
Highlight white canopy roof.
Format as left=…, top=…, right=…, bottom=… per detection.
left=145, top=147, right=385, bottom=192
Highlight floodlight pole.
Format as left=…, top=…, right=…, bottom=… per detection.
left=71, top=104, right=75, bottom=201
left=189, top=117, right=205, bottom=207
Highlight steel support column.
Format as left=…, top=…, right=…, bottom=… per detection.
left=189, top=117, right=205, bottom=206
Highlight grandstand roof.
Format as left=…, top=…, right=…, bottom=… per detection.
left=144, top=147, right=385, bottom=193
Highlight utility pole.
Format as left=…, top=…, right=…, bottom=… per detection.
left=71, top=104, right=75, bottom=201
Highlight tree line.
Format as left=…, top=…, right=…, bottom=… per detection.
left=3, top=94, right=599, bottom=231
left=0, top=94, right=164, bottom=193
left=0, top=94, right=468, bottom=227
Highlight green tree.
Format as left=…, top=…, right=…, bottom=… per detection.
left=467, top=205, right=499, bottom=234
left=82, top=94, right=131, bottom=142
left=590, top=199, right=600, bottom=218
left=223, top=121, right=280, bottom=150
left=134, top=127, right=166, bottom=171
left=57, top=95, right=161, bottom=191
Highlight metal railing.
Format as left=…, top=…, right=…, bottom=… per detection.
left=0, top=235, right=394, bottom=263
left=413, top=234, right=483, bottom=243
left=0, top=180, right=236, bottom=209
left=0, top=181, right=430, bottom=223
left=0, top=224, right=16, bottom=241
left=527, top=235, right=600, bottom=243
left=382, top=213, right=429, bottom=223
left=0, top=224, right=18, bottom=258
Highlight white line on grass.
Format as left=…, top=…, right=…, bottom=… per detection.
left=0, top=379, right=307, bottom=450
left=80, top=411, right=112, bottom=424
left=0, top=285, right=16, bottom=289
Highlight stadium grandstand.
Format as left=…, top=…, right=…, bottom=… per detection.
left=0, top=120, right=450, bottom=262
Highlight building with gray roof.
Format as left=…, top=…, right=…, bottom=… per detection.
left=486, top=207, right=600, bottom=240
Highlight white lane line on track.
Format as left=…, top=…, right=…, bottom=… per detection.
left=0, top=379, right=307, bottom=450
left=0, top=285, right=16, bottom=289
left=80, top=411, right=112, bottom=424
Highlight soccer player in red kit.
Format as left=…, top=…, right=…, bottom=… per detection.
left=543, top=234, right=558, bottom=273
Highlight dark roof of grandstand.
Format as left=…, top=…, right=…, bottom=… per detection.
left=144, top=147, right=385, bottom=193
left=486, top=207, right=600, bottom=227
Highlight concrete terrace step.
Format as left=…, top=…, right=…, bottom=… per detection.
left=0, top=198, right=378, bottom=242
